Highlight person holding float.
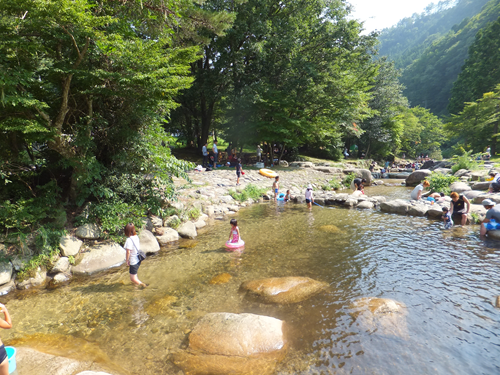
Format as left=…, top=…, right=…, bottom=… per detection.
left=226, top=218, right=244, bottom=250
left=0, top=303, right=12, bottom=375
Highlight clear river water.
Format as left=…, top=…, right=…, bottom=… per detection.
left=2, top=183, right=500, bottom=375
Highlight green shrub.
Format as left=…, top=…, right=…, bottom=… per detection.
left=322, top=179, right=343, bottom=191
left=229, top=184, right=268, bottom=202
left=450, top=150, right=482, bottom=174
left=342, top=172, right=357, bottom=187
left=187, top=207, right=201, bottom=221
left=167, top=216, right=181, bottom=229
left=425, top=172, right=458, bottom=195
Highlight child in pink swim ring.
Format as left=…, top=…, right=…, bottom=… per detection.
left=228, top=219, right=240, bottom=243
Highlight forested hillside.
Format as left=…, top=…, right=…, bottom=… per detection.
left=399, top=0, right=500, bottom=116
left=378, top=0, right=490, bottom=70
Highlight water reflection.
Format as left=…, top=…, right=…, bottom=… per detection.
left=2, top=186, right=500, bottom=375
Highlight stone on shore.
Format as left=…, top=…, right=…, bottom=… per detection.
left=472, top=193, right=500, bottom=205
left=449, top=181, right=471, bottom=194
left=0, top=262, right=13, bottom=285
left=138, top=229, right=160, bottom=254
left=380, top=200, right=409, bottom=215
left=60, top=235, right=83, bottom=257
left=16, top=267, right=47, bottom=289
left=51, top=257, right=70, bottom=273
left=172, top=312, right=286, bottom=375
left=464, top=190, right=484, bottom=200
left=156, top=228, right=179, bottom=245
left=240, top=276, right=328, bottom=304
left=289, top=161, right=314, bottom=168
left=470, top=170, right=489, bottom=181
left=72, top=243, right=125, bottom=276
left=178, top=222, right=198, bottom=239
left=405, top=169, right=432, bottom=187
left=343, top=168, right=373, bottom=185
left=75, top=224, right=101, bottom=240
left=0, top=280, right=15, bottom=296
left=52, top=273, right=71, bottom=285
left=350, top=297, right=408, bottom=338
left=453, top=169, right=470, bottom=177
left=194, top=219, right=207, bottom=229
left=471, top=181, right=490, bottom=191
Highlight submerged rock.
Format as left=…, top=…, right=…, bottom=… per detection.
left=240, top=276, right=328, bottom=304
left=172, top=312, right=286, bottom=375
left=209, top=273, right=232, bottom=284
left=350, top=297, right=408, bottom=338
left=72, top=243, right=125, bottom=276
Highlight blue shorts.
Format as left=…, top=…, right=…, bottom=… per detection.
left=485, top=222, right=500, bottom=230
left=306, top=199, right=311, bottom=204
left=275, top=189, right=278, bottom=193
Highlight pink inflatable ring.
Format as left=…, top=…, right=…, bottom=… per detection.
left=225, top=239, right=245, bottom=250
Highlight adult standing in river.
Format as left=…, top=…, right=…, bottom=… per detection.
left=0, top=303, right=12, bottom=375
left=480, top=199, right=500, bottom=236
left=124, top=223, right=147, bottom=288
left=449, top=192, right=470, bottom=226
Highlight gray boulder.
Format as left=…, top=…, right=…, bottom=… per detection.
left=150, top=216, right=163, bottom=228
left=408, top=204, right=429, bottom=217
left=454, top=169, right=470, bottom=177
left=52, top=273, right=71, bottom=285
left=427, top=205, right=446, bottom=218
left=194, top=219, right=207, bottom=229
left=155, top=228, right=179, bottom=245
left=471, top=181, right=490, bottom=191
left=356, top=200, right=374, bottom=209
left=0, top=280, right=15, bottom=296
left=487, top=230, right=500, bottom=240
left=59, top=235, right=83, bottom=256
left=370, top=196, right=387, bottom=204
left=343, top=169, right=373, bottom=185
left=405, top=169, right=432, bottom=187
left=289, top=161, right=314, bottom=168
left=139, top=229, right=160, bottom=254
left=72, top=243, right=125, bottom=276
left=75, top=224, right=101, bottom=240
left=470, top=170, right=489, bottom=181
left=51, top=257, right=70, bottom=273
left=434, top=168, right=452, bottom=175
left=380, top=200, right=410, bottom=215
left=178, top=222, right=198, bottom=239
left=464, top=190, right=484, bottom=200
left=449, top=181, right=471, bottom=194
left=0, top=262, right=13, bottom=285
left=344, top=198, right=358, bottom=207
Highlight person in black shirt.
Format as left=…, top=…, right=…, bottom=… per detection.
left=353, top=178, right=366, bottom=192
left=449, top=191, right=470, bottom=226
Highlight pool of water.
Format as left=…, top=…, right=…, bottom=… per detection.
left=2, top=185, right=500, bottom=375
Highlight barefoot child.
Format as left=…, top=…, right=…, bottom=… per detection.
left=228, top=219, right=241, bottom=243
left=305, top=184, right=314, bottom=209
left=236, top=158, right=243, bottom=185
left=442, top=207, right=452, bottom=229
left=273, top=176, right=279, bottom=201
left=284, top=190, right=291, bottom=202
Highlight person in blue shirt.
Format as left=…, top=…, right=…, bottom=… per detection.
left=480, top=199, right=500, bottom=235
left=202, top=142, right=208, bottom=167
left=442, top=207, right=452, bottom=229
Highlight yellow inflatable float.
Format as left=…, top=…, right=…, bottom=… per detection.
left=259, top=168, right=278, bottom=178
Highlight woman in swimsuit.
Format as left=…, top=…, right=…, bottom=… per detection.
left=0, top=303, right=12, bottom=375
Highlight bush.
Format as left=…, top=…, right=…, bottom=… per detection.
left=229, top=184, right=268, bottom=202
left=187, top=207, right=201, bottom=221
left=425, top=172, right=458, bottom=195
left=450, top=150, right=482, bottom=174
left=342, top=172, right=357, bottom=187
left=167, top=216, right=181, bottom=229
left=322, top=179, right=343, bottom=191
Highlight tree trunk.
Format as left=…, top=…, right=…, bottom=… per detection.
left=492, top=120, right=499, bottom=157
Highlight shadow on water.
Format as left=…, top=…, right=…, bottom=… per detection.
left=2, top=184, right=500, bottom=374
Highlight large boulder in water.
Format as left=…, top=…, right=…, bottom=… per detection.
left=177, top=221, right=198, bottom=239
left=407, top=204, right=428, bottom=217
left=240, top=277, right=328, bottom=304
left=380, top=199, right=409, bottom=215
left=138, top=229, right=160, bottom=254
left=72, top=243, right=125, bottom=276
left=405, top=169, right=432, bottom=187
left=350, top=297, right=408, bottom=338
left=172, top=312, right=286, bottom=375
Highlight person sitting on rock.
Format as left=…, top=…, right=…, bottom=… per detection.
left=410, top=180, right=430, bottom=200
left=428, top=192, right=445, bottom=202
left=480, top=199, right=500, bottom=236
left=488, top=172, right=500, bottom=193
left=449, top=192, right=470, bottom=226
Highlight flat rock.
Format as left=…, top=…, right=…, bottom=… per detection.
left=427, top=205, right=446, bottom=218
left=380, top=199, right=409, bottom=215
left=449, top=181, right=471, bottom=194
left=408, top=204, right=428, bottom=217
left=156, top=228, right=179, bottom=245
left=194, top=219, right=207, bottom=229
left=138, top=230, right=160, bottom=254
left=471, top=181, right=490, bottom=190
left=464, top=190, right=485, bottom=200
left=405, top=169, right=432, bottom=187
left=52, top=273, right=71, bottom=285
left=240, top=276, right=328, bottom=304
left=72, top=243, right=125, bottom=276
left=51, top=257, right=70, bottom=273
left=75, top=224, right=101, bottom=240
left=0, top=262, right=13, bottom=285
left=470, top=170, right=489, bottom=181
left=178, top=222, right=197, bottom=239
left=289, top=161, right=314, bottom=168
left=59, top=235, right=83, bottom=257
left=357, top=200, right=374, bottom=209
left=172, top=313, right=286, bottom=375
left=472, top=193, right=500, bottom=204
left=454, top=169, right=470, bottom=177
left=350, top=297, right=408, bottom=338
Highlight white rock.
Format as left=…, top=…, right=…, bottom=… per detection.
left=357, top=201, right=374, bottom=209
left=156, top=228, right=179, bottom=245
left=59, top=235, right=83, bottom=257
left=449, top=181, right=471, bottom=194
left=52, top=273, right=71, bottom=285
left=0, top=280, right=15, bottom=296
left=75, top=224, right=101, bottom=240
left=17, top=267, right=47, bottom=289
left=150, top=216, right=163, bottom=228
left=178, top=222, right=197, bottom=239
left=51, top=257, right=70, bottom=273
left=0, top=262, right=13, bottom=285
left=139, top=229, right=160, bottom=254
left=72, top=243, right=125, bottom=276
left=194, top=219, right=207, bottom=229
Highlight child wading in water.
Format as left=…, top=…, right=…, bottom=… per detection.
left=228, top=219, right=241, bottom=243
left=273, top=176, right=280, bottom=201
left=442, top=207, right=453, bottom=229
left=284, top=190, right=291, bottom=202
left=305, top=184, right=314, bottom=209
left=236, top=158, right=243, bottom=185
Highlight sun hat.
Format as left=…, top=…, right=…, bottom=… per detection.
left=482, top=199, right=496, bottom=206
left=307, top=184, right=312, bottom=189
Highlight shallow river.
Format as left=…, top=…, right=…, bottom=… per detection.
left=3, top=183, right=500, bottom=374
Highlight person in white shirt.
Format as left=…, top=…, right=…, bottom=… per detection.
left=202, top=142, right=208, bottom=167
left=212, top=140, right=218, bottom=169
left=411, top=180, right=430, bottom=200
left=124, top=223, right=147, bottom=287
left=305, top=184, right=314, bottom=209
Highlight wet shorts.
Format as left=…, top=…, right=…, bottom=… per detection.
left=129, top=260, right=141, bottom=275
left=275, top=189, right=278, bottom=193
left=0, top=345, right=7, bottom=364
left=306, top=199, right=311, bottom=204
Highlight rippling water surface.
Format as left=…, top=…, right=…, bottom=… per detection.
left=3, top=184, right=500, bottom=374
